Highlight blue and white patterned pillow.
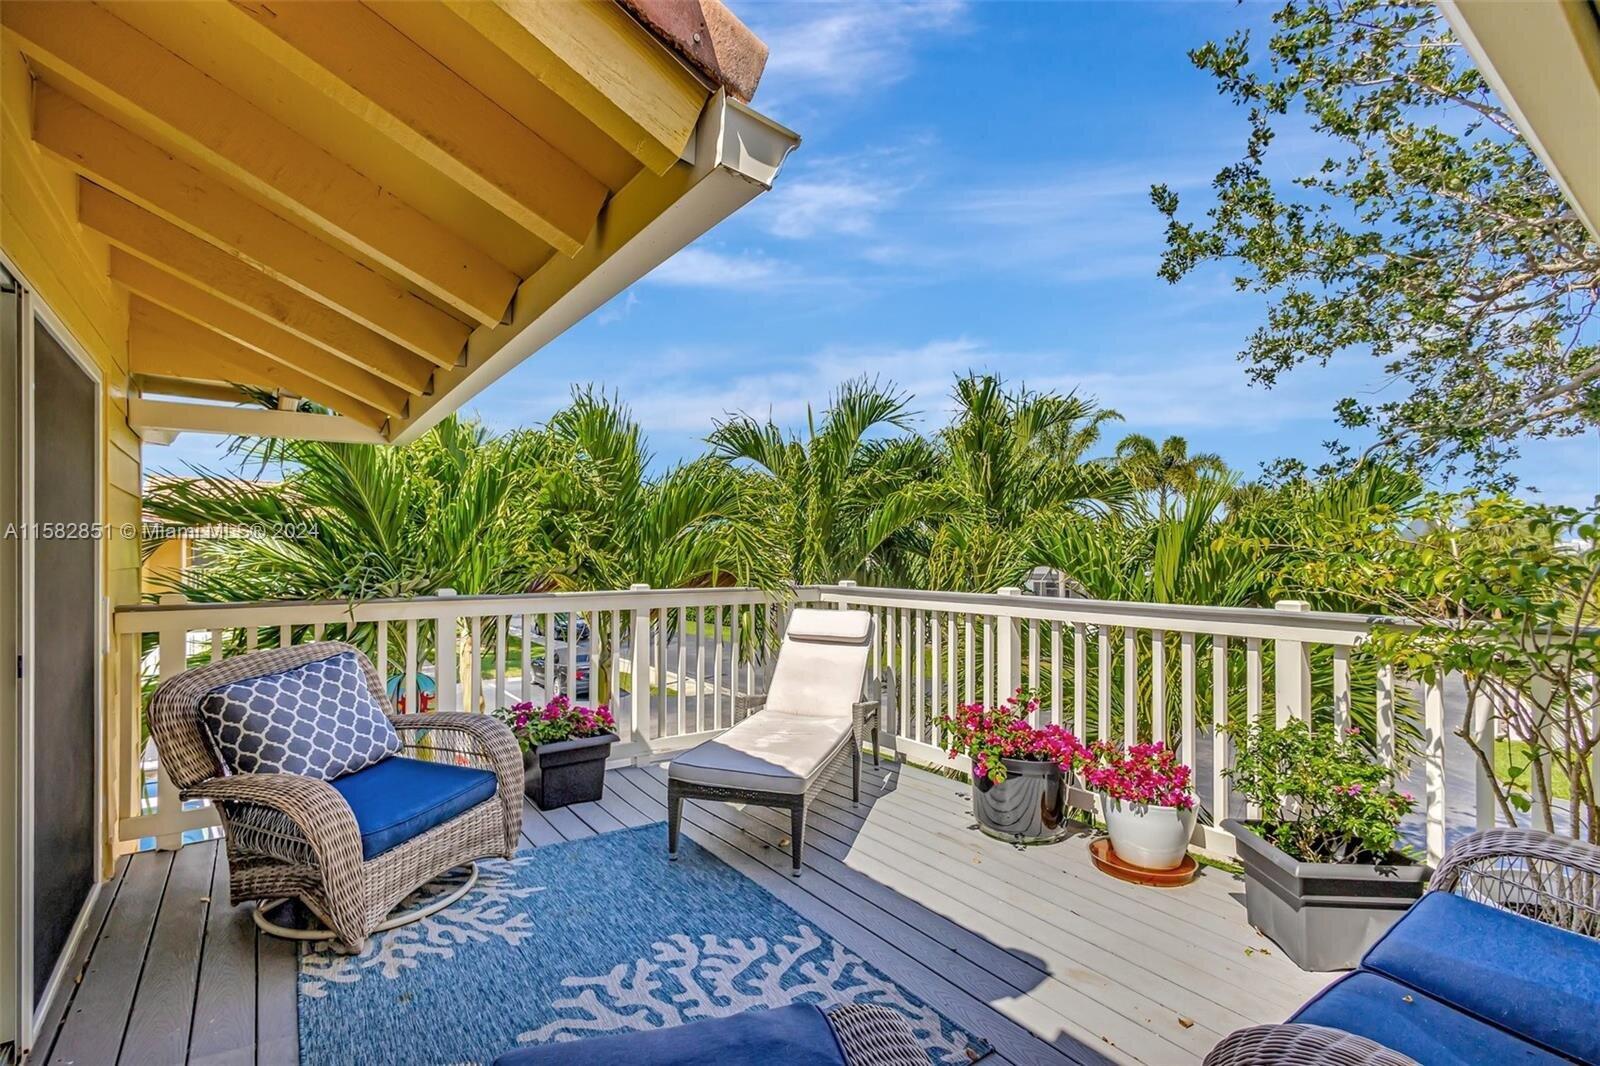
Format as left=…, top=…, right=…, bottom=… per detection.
left=199, top=651, right=401, bottom=780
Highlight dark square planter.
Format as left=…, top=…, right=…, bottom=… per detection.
left=523, top=732, right=618, bottom=810
left=1224, top=818, right=1431, bottom=972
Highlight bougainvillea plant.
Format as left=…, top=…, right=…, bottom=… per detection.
left=493, top=695, right=616, bottom=753
left=1225, top=719, right=1414, bottom=863
left=935, top=688, right=1088, bottom=785
left=1082, top=741, right=1196, bottom=810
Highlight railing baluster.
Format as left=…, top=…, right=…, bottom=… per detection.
left=1073, top=622, right=1087, bottom=739
left=493, top=615, right=507, bottom=709
left=608, top=610, right=622, bottom=716
left=542, top=612, right=555, bottom=698
left=1123, top=627, right=1138, bottom=744
left=712, top=605, right=725, bottom=730
left=677, top=605, right=688, bottom=731
left=697, top=605, right=709, bottom=733
left=1245, top=636, right=1262, bottom=817
left=946, top=613, right=957, bottom=718
left=404, top=619, right=418, bottom=713
left=210, top=628, right=224, bottom=663
left=912, top=609, right=924, bottom=743
left=929, top=610, right=942, bottom=740
left=245, top=626, right=258, bottom=652
left=899, top=609, right=911, bottom=724
left=468, top=615, right=483, bottom=712
left=730, top=604, right=742, bottom=727
left=520, top=614, right=533, bottom=702
left=1050, top=621, right=1063, bottom=726
left=375, top=619, right=388, bottom=687
left=962, top=613, right=974, bottom=705
left=568, top=608, right=581, bottom=704
left=1424, top=680, right=1447, bottom=866
left=1180, top=632, right=1196, bottom=765
left=1151, top=628, right=1166, bottom=746
left=1028, top=620, right=1040, bottom=707
left=981, top=614, right=995, bottom=706
left=1213, top=636, right=1230, bottom=822
left=1377, top=665, right=1396, bottom=768
left=1332, top=646, right=1350, bottom=735
left=1096, top=625, right=1111, bottom=742
left=656, top=606, right=669, bottom=737
left=278, top=624, right=291, bottom=648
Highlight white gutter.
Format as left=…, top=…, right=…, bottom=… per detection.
left=391, top=92, right=800, bottom=445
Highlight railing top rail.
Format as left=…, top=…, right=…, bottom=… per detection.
left=114, top=585, right=782, bottom=633
left=808, top=583, right=1410, bottom=638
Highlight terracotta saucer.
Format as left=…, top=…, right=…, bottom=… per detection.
left=1089, top=838, right=1198, bottom=887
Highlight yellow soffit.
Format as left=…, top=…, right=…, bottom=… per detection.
left=1440, top=1, right=1600, bottom=238
left=0, top=0, right=799, bottom=445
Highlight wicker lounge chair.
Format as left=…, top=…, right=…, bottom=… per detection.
left=667, top=608, right=882, bottom=876
left=1205, top=827, right=1600, bottom=1065
left=147, top=640, right=523, bottom=952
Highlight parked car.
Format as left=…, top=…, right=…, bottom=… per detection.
left=532, top=644, right=591, bottom=699
left=530, top=613, right=590, bottom=643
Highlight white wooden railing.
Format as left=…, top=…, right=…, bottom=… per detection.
left=113, top=585, right=787, bottom=852
left=113, top=583, right=1473, bottom=862
left=810, top=583, right=1459, bottom=861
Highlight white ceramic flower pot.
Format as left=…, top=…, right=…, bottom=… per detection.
left=1098, top=794, right=1198, bottom=870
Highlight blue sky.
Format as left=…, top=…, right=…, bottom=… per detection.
left=149, top=0, right=1597, bottom=504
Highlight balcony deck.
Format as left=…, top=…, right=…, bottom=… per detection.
left=37, top=759, right=1331, bottom=1066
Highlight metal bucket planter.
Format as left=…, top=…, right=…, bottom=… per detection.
left=1223, top=818, right=1432, bottom=972
left=972, top=757, right=1073, bottom=844
left=523, top=732, right=618, bottom=810
left=1099, top=794, right=1198, bottom=870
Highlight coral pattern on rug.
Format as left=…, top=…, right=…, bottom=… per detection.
left=297, top=824, right=990, bottom=1066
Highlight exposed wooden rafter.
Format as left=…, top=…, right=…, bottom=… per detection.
left=1, top=0, right=520, bottom=326
left=80, top=184, right=438, bottom=394
left=31, top=85, right=471, bottom=366
left=422, top=0, right=708, bottom=176
left=228, top=0, right=609, bottom=256
left=129, top=299, right=389, bottom=431
left=111, top=251, right=411, bottom=418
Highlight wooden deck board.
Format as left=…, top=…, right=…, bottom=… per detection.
left=120, top=841, right=217, bottom=1065
left=40, top=763, right=1330, bottom=1065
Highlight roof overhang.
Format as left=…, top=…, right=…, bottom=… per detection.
left=1440, top=1, right=1600, bottom=238
left=0, top=0, right=797, bottom=445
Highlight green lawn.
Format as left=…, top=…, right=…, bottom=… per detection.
left=1496, top=739, right=1573, bottom=801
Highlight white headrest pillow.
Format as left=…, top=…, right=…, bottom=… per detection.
left=784, top=608, right=872, bottom=645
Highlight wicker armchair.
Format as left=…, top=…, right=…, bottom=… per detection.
left=1205, top=827, right=1600, bottom=1066
left=148, top=641, right=523, bottom=952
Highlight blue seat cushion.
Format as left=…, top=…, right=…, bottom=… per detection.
left=331, top=756, right=498, bottom=860
left=1291, top=972, right=1565, bottom=1066
left=201, top=650, right=400, bottom=780
left=491, top=1004, right=846, bottom=1066
left=1361, top=890, right=1600, bottom=1063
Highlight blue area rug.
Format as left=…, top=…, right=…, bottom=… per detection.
left=298, top=823, right=992, bottom=1065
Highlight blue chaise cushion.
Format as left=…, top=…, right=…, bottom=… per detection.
left=1360, top=889, right=1600, bottom=1064
left=491, top=1004, right=846, bottom=1066
left=200, top=650, right=400, bottom=780
left=1291, top=972, right=1566, bottom=1066
left=330, top=756, right=499, bottom=860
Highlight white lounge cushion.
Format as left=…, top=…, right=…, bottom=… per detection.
left=668, top=711, right=853, bottom=795
left=784, top=607, right=872, bottom=644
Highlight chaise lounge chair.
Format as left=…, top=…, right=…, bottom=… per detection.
left=1205, top=827, right=1600, bottom=1065
left=667, top=608, right=881, bottom=876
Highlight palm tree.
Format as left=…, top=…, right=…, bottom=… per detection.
left=1114, top=433, right=1228, bottom=513
left=926, top=374, right=1132, bottom=591
left=707, top=377, right=944, bottom=585
left=531, top=388, right=783, bottom=592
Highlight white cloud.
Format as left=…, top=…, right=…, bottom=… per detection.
left=644, top=247, right=785, bottom=290
left=761, top=177, right=889, bottom=239
left=742, top=1, right=967, bottom=101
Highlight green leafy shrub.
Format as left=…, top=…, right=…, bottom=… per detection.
left=1226, top=720, right=1414, bottom=863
